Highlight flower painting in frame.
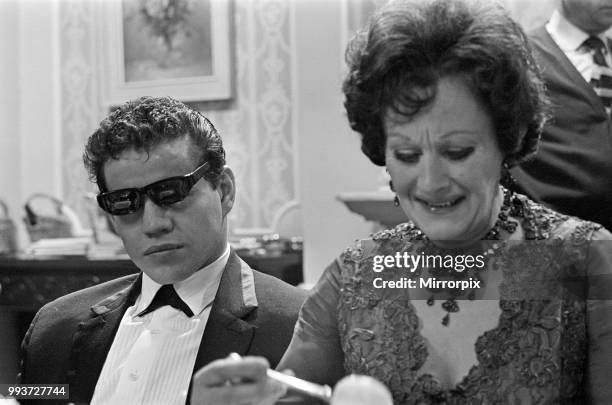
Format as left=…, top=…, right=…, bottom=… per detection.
left=100, top=0, right=232, bottom=106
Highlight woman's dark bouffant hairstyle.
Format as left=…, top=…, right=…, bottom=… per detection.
left=343, top=0, right=549, bottom=167
left=83, top=96, right=225, bottom=191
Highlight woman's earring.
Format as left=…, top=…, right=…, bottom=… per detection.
left=500, top=161, right=517, bottom=189
left=389, top=180, right=400, bottom=206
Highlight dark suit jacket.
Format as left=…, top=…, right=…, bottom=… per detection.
left=18, top=251, right=307, bottom=404
left=511, top=26, right=612, bottom=231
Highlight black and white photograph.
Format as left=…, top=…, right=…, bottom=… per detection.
left=1, top=0, right=611, bottom=404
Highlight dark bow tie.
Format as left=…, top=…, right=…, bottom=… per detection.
left=137, top=284, right=194, bottom=318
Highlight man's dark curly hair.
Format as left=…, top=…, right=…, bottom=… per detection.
left=343, top=0, right=549, bottom=167
left=83, top=96, right=225, bottom=191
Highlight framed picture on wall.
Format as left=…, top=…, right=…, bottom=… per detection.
left=99, top=0, right=232, bottom=106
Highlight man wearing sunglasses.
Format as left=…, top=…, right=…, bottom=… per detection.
left=17, top=96, right=307, bottom=405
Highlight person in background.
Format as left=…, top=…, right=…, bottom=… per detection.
left=511, top=0, right=612, bottom=231
left=17, top=96, right=307, bottom=405
left=190, top=0, right=612, bottom=404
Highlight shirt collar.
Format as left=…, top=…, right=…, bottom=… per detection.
left=547, top=9, right=609, bottom=53
left=137, top=244, right=231, bottom=317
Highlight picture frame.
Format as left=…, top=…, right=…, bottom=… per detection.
left=99, top=0, right=232, bottom=106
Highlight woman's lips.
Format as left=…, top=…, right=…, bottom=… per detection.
left=143, top=243, right=183, bottom=256
left=414, top=196, right=465, bottom=212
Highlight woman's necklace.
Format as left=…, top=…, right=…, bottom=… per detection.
left=418, top=188, right=526, bottom=326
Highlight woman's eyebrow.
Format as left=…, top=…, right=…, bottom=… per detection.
left=386, top=129, right=480, bottom=142
left=438, top=129, right=482, bottom=139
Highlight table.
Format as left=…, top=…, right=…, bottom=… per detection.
left=0, top=252, right=303, bottom=312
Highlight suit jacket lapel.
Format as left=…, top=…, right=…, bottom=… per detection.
left=532, top=26, right=606, bottom=114
left=193, top=251, right=258, bottom=370
left=67, top=274, right=142, bottom=403
left=64, top=254, right=258, bottom=403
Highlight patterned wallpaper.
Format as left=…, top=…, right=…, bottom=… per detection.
left=58, top=0, right=551, bottom=236
left=60, top=0, right=106, bottom=228
left=59, top=0, right=298, bottom=234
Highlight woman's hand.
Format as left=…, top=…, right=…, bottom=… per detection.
left=191, top=355, right=287, bottom=405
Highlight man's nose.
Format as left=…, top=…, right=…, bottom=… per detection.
left=141, top=197, right=173, bottom=237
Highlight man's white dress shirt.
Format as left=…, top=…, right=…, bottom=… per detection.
left=90, top=245, right=230, bottom=405
left=546, top=9, right=612, bottom=83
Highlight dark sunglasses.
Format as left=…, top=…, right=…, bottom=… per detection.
left=97, top=162, right=210, bottom=216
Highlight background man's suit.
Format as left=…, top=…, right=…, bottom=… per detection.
left=18, top=251, right=307, bottom=404
left=512, top=26, right=612, bottom=231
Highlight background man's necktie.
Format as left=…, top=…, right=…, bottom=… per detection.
left=137, top=284, right=194, bottom=317
left=582, top=36, right=612, bottom=111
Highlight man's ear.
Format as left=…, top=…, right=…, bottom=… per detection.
left=217, top=166, right=236, bottom=217
left=106, top=214, right=119, bottom=237
left=106, top=213, right=118, bottom=232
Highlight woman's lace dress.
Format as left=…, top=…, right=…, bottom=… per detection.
left=291, top=195, right=612, bottom=404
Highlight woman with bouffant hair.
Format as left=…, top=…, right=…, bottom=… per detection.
left=343, top=0, right=547, bottom=170
left=191, top=1, right=612, bottom=404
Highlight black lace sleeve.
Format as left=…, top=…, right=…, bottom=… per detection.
left=585, top=228, right=612, bottom=404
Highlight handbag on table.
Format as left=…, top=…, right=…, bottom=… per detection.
left=0, top=199, right=17, bottom=254
left=23, top=194, right=74, bottom=242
